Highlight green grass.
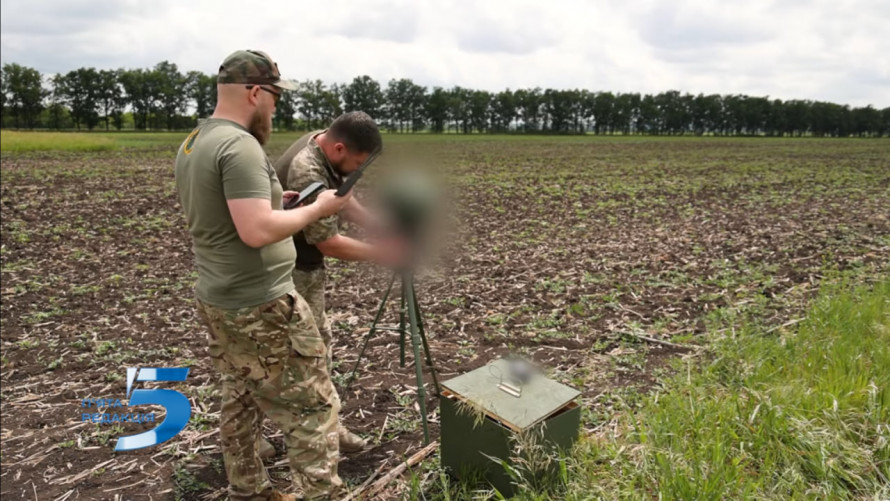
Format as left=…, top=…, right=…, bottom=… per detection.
left=0, top=130, right=117, bottom=152
left=570, top=278, right=890, bottom=500
left=419, top=279, right=889, bottom=499
left=4, top=129, right=858, bottom=154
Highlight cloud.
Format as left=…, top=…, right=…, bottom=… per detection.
left=451, top=4, right=561, bottom=55
left=0, top=0, right=140, bottom=35
left=0, top=0, right=888, bottom=107
left=638, top=3, right=773, bottom=51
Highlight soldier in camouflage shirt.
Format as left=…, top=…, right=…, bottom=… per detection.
left=276, top=112, right=404, bottom=453
left=175, top=50, right=352, bottom=501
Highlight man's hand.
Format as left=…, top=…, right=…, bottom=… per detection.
left=373, top=236, right=412, bottom=268
left=315, top=233, right=409, bottom=267
left=282, top=190, right=299, bottom=208
left=342, top=196, right=384, bottom=232
left=315, top=189, right=352, bottom=217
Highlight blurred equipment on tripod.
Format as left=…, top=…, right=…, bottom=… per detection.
left=379, top=169, right=440, bottom=241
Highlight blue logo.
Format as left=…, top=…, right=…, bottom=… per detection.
left=80, top=367, right=192, bottom=452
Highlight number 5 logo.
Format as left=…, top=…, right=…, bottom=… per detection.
left=115, top=368, right=192, bottom=452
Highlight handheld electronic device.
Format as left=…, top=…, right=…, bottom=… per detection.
left=284, top=146, right=381, bottom=210
left=283, top=181, right=325, bottom=210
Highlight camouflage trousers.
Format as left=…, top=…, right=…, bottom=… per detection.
left=292, top=268, right=332, bottom=370
left=196, top=290, right=342, bottom=500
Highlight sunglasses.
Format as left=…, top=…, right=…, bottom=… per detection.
left=246, top=85, right=281, bottom=105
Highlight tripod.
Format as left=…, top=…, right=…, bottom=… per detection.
left=346, top=269, right=440, bottom=444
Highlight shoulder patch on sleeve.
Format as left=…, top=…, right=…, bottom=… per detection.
left=183, top=128, right=200, bottom=154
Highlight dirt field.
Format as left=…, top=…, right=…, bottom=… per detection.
left=1, top=135, right=888, bottom=500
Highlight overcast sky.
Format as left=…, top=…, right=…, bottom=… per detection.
left=1, top=0, right=887, bottom=107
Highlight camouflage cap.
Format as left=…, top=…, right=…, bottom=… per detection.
left=217, top=50, right=296, bottom=90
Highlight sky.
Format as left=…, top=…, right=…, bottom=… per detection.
left=1, top=0, right=888, bottom=107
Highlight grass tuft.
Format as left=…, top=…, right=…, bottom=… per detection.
left=574, top=278, right=890, bottom=499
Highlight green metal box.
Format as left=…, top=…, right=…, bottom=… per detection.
left=439, top=359, right=581, bottom=496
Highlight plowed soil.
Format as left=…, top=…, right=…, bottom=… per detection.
left=2, top=135, right=888, bottom=500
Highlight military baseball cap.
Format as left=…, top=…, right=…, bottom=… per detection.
left=217, top=50, right=296, bottom=90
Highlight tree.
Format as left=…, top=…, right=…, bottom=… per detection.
left=2, top=63, right=47, bottom=129
left=764, top=99, right=787, bottom=137
left=580, top=90, right=597, bottom=133
left=593, top=91, right=615, bottom=134
left=543, top=89, right=574, bottom=133
left=613, top=92, right=638, bottom=135
left=153, top=61, right=187, bottom=130
left=654, top=91, right=690, bottom=135
left=637, top=94, right=659, bottom=134
left=319, top=83, right=343, bottom=126
left=120, top=69, right=158, bottom=130
left=811, top=101, right=844, bottom=137
left=383, top=78, right=410, bottom=132
left=691, top=94, right=722, bottom=135
left=187, top=71, right=216, bottom=120
left=0, top=61, right=885, bottom=136
left=850, top=106, right=881, bottom=137
left=721, top=94, right=747, bottom=135
left=97, top=69, right=123, bottom=131
left=741, top=95, right=770, bottom=135
left=275, top=88, right=298, bottom=131
left=881, top=108, right=890, bottom=137
left=55, top=67, right=102, bottom=130
left=46, top=74, right=72, bottom=130
left=784, top=99, right=811, bottom=137
left=0, top=66, right=7, bottom=126
left=405, top=81, right=427, bottom=132
left=468, top=90, right=491, bottom=133
left=383, top=78, right=427, bottom=132
left=425, top=87, right=449, bottom=133
left=446, top=86, right=471, bottom=133
left=514, top=88, right=542, bottom=133
left=491, top=89, right=516, bottom=133
left=342, top=75, right=384, bottom=119
left=296, top=79, right=328, bottom=130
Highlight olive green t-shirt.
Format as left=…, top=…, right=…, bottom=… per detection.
left=174, top=118, right=296, bottom=309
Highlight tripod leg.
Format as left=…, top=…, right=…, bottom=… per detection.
left=411, top=282, right=441, bottom=396
left=403, top=277, right=431, bottom=445
left=399, top=279, right=407, bottom=367
left=346, top=272, right=397, bottom=391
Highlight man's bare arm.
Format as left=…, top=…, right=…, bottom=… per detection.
left=341, top=197, right=382, bottom=231
left=315, top=234, right=384, bottom=262
left=228, top=189, right=351, bottom=248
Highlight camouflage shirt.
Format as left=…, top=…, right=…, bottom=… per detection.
left=284, top=132, right=344, bottom=267
left=273, top=130, right=318, bottom=187
left=287, top=132, right=343, bottom=245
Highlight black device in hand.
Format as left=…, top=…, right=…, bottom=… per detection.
left=284, top=147, right=381, bottom=210
left=283, top=182, right=325, bottom=210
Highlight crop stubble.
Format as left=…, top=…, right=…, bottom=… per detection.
left=1, top=136, right=888, bottom=499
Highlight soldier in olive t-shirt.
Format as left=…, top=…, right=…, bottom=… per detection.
left=175, top=118, right=296, bottom=309
left=175, top=50, right=353, bottom=501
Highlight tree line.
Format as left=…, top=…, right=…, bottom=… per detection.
left=2, top=61, right=888, bottom=137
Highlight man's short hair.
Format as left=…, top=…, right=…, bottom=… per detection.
left=328, top=112, right=382, bottom=154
